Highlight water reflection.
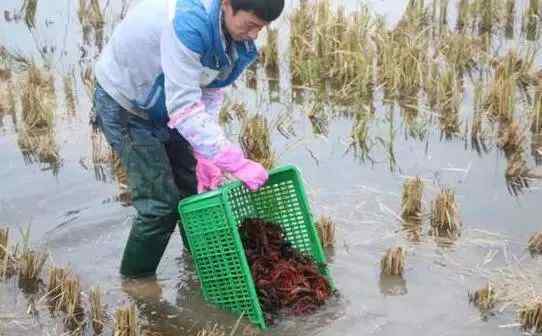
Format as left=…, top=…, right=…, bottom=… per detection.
left=119, top=253, right=243, bottom=336
left=506, top=174, right=531, bottom=197
left=402, top=218, right=422, bottom=243
left=245, top=61, right=258, bottom=90
left=16, top=128, right=62, bottom=175
left=121, top=278, right=198, bottom=335
left=90, top=127, right=113, bottom=182
left=532, top=133, right=542, bottom=165
left=267, top=79, right=280, bottom=103
left=63, top=71, right=77, bottom=118
left=306, top=100, right=329, bottom=137
left=261, top=28, right=279, bottom=80
left=399, top=96, right=423, bottom=140
left=78, top=0, right=106, bottom=52
left=378, top=273, right=408, bottom=296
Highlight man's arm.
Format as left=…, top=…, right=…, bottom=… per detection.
left=161, top=20, right=267, bottom=191
left=161, top=22, right=230, bottom=158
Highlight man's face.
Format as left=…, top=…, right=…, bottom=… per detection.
left=223, top=0, right=268, bottom=41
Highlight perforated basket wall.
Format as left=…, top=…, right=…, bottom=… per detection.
left=178, top=165, right=331, bottom=329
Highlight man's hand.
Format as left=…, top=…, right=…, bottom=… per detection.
left=194, top=153, right=224, bottom=193
left=194, top=146, right=268, bottom=193
left=213, top=146, right=268, bottom=191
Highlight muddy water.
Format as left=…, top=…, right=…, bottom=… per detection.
left=1, top=0, right=542, bottom=335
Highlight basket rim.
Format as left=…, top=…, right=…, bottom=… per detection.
left=178, top=164, right=300, bottom=209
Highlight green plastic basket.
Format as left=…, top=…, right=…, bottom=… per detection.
left=178, top=165, right=332, bottom=329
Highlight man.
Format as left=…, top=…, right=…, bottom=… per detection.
left=92, top=0, right=284, bottom=278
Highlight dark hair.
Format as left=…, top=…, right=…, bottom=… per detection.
left=230, top=0, right=284, bottom=22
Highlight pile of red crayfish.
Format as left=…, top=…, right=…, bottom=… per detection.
left=239, top=218, right=333, bottom=323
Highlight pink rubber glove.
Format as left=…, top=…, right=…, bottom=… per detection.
left=194, top=152, right=224, bottom=193
left=212, top=146, right=268, bottom=191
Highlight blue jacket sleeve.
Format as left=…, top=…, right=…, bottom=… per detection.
left=161, top=22, right=230, bottom=158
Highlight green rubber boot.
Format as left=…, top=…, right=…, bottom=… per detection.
left=120, top=213, right=178, bottom=278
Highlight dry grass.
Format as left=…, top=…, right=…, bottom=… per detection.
left=485, top=50, right=536, bottom=124
left=18, top=248, right=47, bottom=282
left=484, top=259, right=542, bottom=331
left=21, top=62, right=56, bottom=130
left=380, top=247, right=406, bottom=276
left=528, top=232, right=542, bottom=254
left=429, top=187, right=461, bottom=238
left=316, top=215, right=335, bottom=248
left=381, top=0, right=431, bottom=106
left=486, top=72, right=515, bottom=124
left=1, top=229, right=161, bottom=336
left=471, top=81, right=490, bottom=154
left=219, top=101, right=249, bottom=125
left=399, top=95, right=420, bottom=133
left=78, top=0, right=105, bottom=48
left=47, top=266, right=68, bottom=312
left=523, top=0, right=540, bottom=40
left=532, top=133, right=542, bottom=165
left=532, top=77, right=542, bottom=133
left=218, top=99, right=233, bottom=126
left=401, top=176, right=424, bottom=220
left=519, top=301, right=542, bottom=333
left=0, top=228, right=15, bottom=279
left=375, top=27, right=426, bottom=103
left=90, top=127, right=112, bottom=163
left=438, top=0, right=449, bottom=27
left=231, top=102, right=248, bottom=121
left=90, top=286, right=105, bottom=335
left=88, top=0, right=105, bottom=32
left=114, top=304, right=139, bottom=336
left=436, top=67, right=462, bottom=139
left=423, top=59, right=440, bottom=109
left=0, top=228, right=7, bottom=262
left=260, top=28, right=279, bottom=78
left=469, top=282, right=497, bottom=311
left=81, top=64, right=95, bottom=98
left=402, top=220, right=422, bottom=242
left=91, top=128, right=113, bottom=166
left=478, top=0, right=494, bottom=35
left=505, top=0, right=515, bottom=38
left=290, top=0, right=317, bottom=86
left=63, top=72, right=76, bottom=116
left=349, top=110, right=373, bottom=162
left=239, top=114, right=276, bottom=170
left=290, top=0, right=376, bottom=106
left=6, top=81, right=18, bottom=115
left=61, top=275, right=85, bottom=331
left=89, top=0, right=105, bottom=49
left=456, top=0, right=469, bottom=32
left=497, top=121, right=526, bottom=158
left=438, top=32, right=480, bottom=79
left=307, top=100, right=329, bottom=136
left=505, top=153, right=531, bottom=195
left=245, top=61, right=257, bottom=90
left=197, top=325, right=225, bottom=336
left=506, top=151, right=530, bottom=179
left=112, top=152, right=131, bottom=205
left=328, top=7, right=375, bottom=107
left=77, top=0, right=87, bottom=25
left=17, top=128, right=61, bottom=174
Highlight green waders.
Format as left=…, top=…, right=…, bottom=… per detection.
left=93, top=84, right=196, bottom=278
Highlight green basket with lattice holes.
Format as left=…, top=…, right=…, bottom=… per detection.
left=177, top=164, right=333, bottom=329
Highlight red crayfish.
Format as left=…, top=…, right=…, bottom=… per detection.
left=239, top=218, right=333, bottom=324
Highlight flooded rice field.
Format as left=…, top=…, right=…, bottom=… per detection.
left=1, top=0, right=542, bottom=335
